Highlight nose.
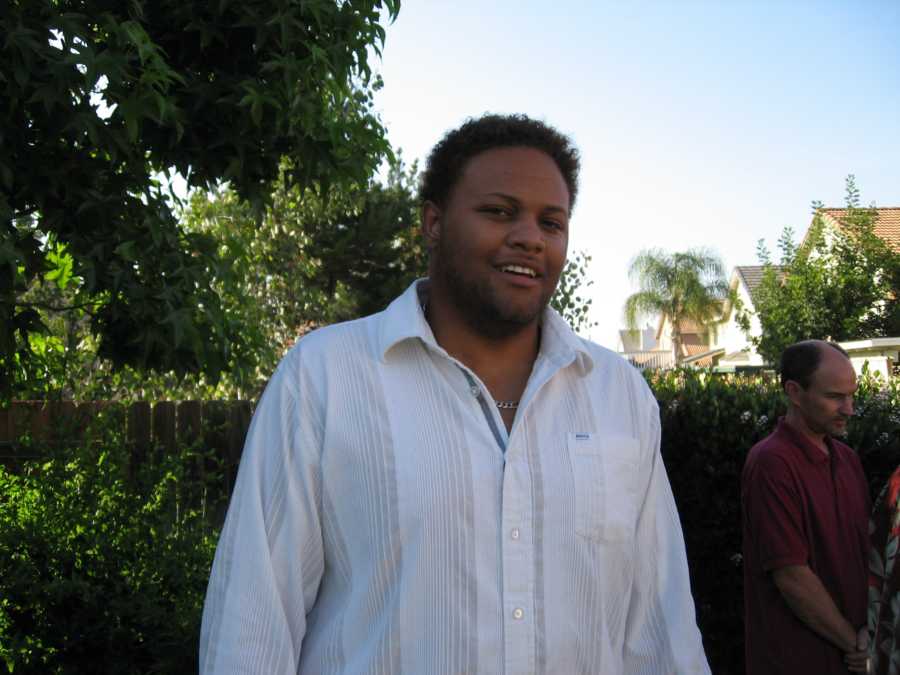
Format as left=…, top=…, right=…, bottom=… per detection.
left=840, top=396, right=854, bottom=417
left=507, top=214, right=545, bottom=252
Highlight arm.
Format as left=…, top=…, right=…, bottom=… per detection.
left=622, top=402, right=712, bottom=675
left=771, top=565, right=867, bottom=672
left=771, top=565, right=857, bottom=650
left=199, top=354, right=325, bottom=674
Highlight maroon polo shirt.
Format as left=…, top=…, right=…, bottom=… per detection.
left=741, top=417, right=869, bottom=675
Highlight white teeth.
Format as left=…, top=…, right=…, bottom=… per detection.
left=501, top=265, right=537, bottom=277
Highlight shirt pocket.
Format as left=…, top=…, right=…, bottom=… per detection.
left=567, top=432, right=641, bottom=542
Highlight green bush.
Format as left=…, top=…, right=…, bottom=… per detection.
left=649, top=368, right=900, bottom=675
left=0, top=410, right=221, bottom=674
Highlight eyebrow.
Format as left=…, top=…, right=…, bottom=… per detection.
left=483, top=191, right=570, bottom=217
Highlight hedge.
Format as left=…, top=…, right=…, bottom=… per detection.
left=1, top=370, right=898, bottom=673
left=0, top=410, right=223, bottom=674
left=651, top=368, right=900, bottom=675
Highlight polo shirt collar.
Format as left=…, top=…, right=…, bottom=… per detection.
left=378, top=278, right=594, bottom=374
left=776, top=417, right=835, bottom=465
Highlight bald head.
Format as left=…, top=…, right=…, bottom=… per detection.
left=780, top=339, right=849, bottom=390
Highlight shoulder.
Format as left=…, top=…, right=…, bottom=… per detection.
left=580, top=339, right=654, bottom=394
left=744, top=433, right=796, bottom=482
left=286, top=314, right=377, bottom=363
left=271, top=314, right=381, bottom=393
left=573, top=338, right=660, bottom=425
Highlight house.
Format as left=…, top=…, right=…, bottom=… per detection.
left=707, top=265, right=782, bottom=372
left=838, top=337, right=900, bottom=380
left=807, top=207, right=900, bottom=253
left=617, top=315, right=722, bottom=370
left=616, top=323, right=673, bottom=369
left=802, top=207, right=900, bottom=380
left=710, top=207, right=900, bottom=377
left=655, top=314, right=723, bottom=367
left=616, top=324, right=657, bottom=352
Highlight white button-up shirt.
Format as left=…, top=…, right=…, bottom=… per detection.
left=200, top=280, right=711, bottom=674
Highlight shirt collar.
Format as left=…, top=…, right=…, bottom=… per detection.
left=775, top=416, right=835, bottom=465
left=378, top=278, right=594, bottom=374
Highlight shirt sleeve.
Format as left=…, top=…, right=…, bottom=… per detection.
left=744, top=451, right=808, bottom=572
left=622, top=395, right=712, bottom=675
left=199, top=352, right=325, bottom=674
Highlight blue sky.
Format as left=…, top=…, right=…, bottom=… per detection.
left=372, top=0, right=900, bottom=347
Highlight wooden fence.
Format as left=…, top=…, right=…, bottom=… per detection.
left=0, top=400, right=254, bottom=506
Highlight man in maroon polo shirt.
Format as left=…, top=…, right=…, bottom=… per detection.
left=742, top=340, right=870, bottom=675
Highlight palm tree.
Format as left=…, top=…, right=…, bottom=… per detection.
left=623, top=248, right=730, bottom=364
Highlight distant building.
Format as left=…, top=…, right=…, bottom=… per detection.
left=616, top=324, right=657, bottom=352
left=707, top=265, right=782, bottom=372
left=617, top=207, right=899, bottom=378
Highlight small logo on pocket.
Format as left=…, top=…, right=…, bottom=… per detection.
left=575, top=432, right=591, bottom=441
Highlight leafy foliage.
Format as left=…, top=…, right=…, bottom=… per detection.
left=623, top=248, right=730, bottom=362
left=0, top=411, right=221, bottom=673
left=550, top=249, right=597, bottom=334
left=2, top=0, right=399, bottom=397
left=176, top=158, right=427, bottom=398
left=8, top=160, right=426, bottom=402
left=742, top=177, right=900, bottom=364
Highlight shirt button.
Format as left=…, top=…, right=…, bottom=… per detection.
left=512, top=608, right=524, bottom=620
left=469, top=385, right=480, bottom=397
left=510, top=528, right=520, bottom=540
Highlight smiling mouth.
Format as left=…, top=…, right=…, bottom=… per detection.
left=499, top=264, right=538, bottom=278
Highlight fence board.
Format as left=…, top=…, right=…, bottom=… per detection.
left=128, top=402, right=151, bottom=481
left=227, top=402, right=252, bottom=495
left=152, top=402, right=176, bottom=458
left=3, top=400, right=255, bottom=526
left=3, top=401, right=251, bottom=476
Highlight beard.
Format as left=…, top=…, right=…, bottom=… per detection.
left=432, top=240, right=554, bottom=340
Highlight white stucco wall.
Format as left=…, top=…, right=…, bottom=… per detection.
left=710, top=278, right=766, bottom=365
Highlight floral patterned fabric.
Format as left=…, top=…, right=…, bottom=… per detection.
left=869, top=465, right=900, bottom=675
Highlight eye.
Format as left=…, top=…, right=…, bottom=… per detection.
left=479, top=205, right=513, bottom=217
left=542, top=218, right=566, bottom=232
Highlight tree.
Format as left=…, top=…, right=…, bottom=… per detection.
left=9, top=159, right=427, bottom=401
left=551, top=249, right=597, bottom=334
left=2, top=0, right=399, bottom=397
left=741, top=176, right=900, bottom=365
left=181, top=158, right=427, bottom=398
left=623, top=248, right=730, bottom=363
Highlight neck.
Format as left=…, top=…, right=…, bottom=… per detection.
left=425, top=285, right=540, bottom=404
left=784, top=408, right=829, bottom=454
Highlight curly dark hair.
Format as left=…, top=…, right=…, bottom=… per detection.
left=420, top=113, right=581, bottom=211
left=780, top=340, right=850, bottom=389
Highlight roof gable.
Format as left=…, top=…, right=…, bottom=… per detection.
left=735, top=265, right=771, bottom=296
left=814, top=207, right=900, bottom=253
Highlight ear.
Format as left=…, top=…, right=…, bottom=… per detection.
left=783, top=380, right=804, bottom=405
left=421, top=201, right=442, bottom=251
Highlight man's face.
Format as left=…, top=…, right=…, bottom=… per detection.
left=787, top=348, right=857, bottom=437
left=424, top=146, right=570, bottom=338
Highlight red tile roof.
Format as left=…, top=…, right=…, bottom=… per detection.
left=818, top=207, right=900, bottom=253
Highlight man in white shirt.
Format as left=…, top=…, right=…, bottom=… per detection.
left=200, top=113, right=711, bottom=674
